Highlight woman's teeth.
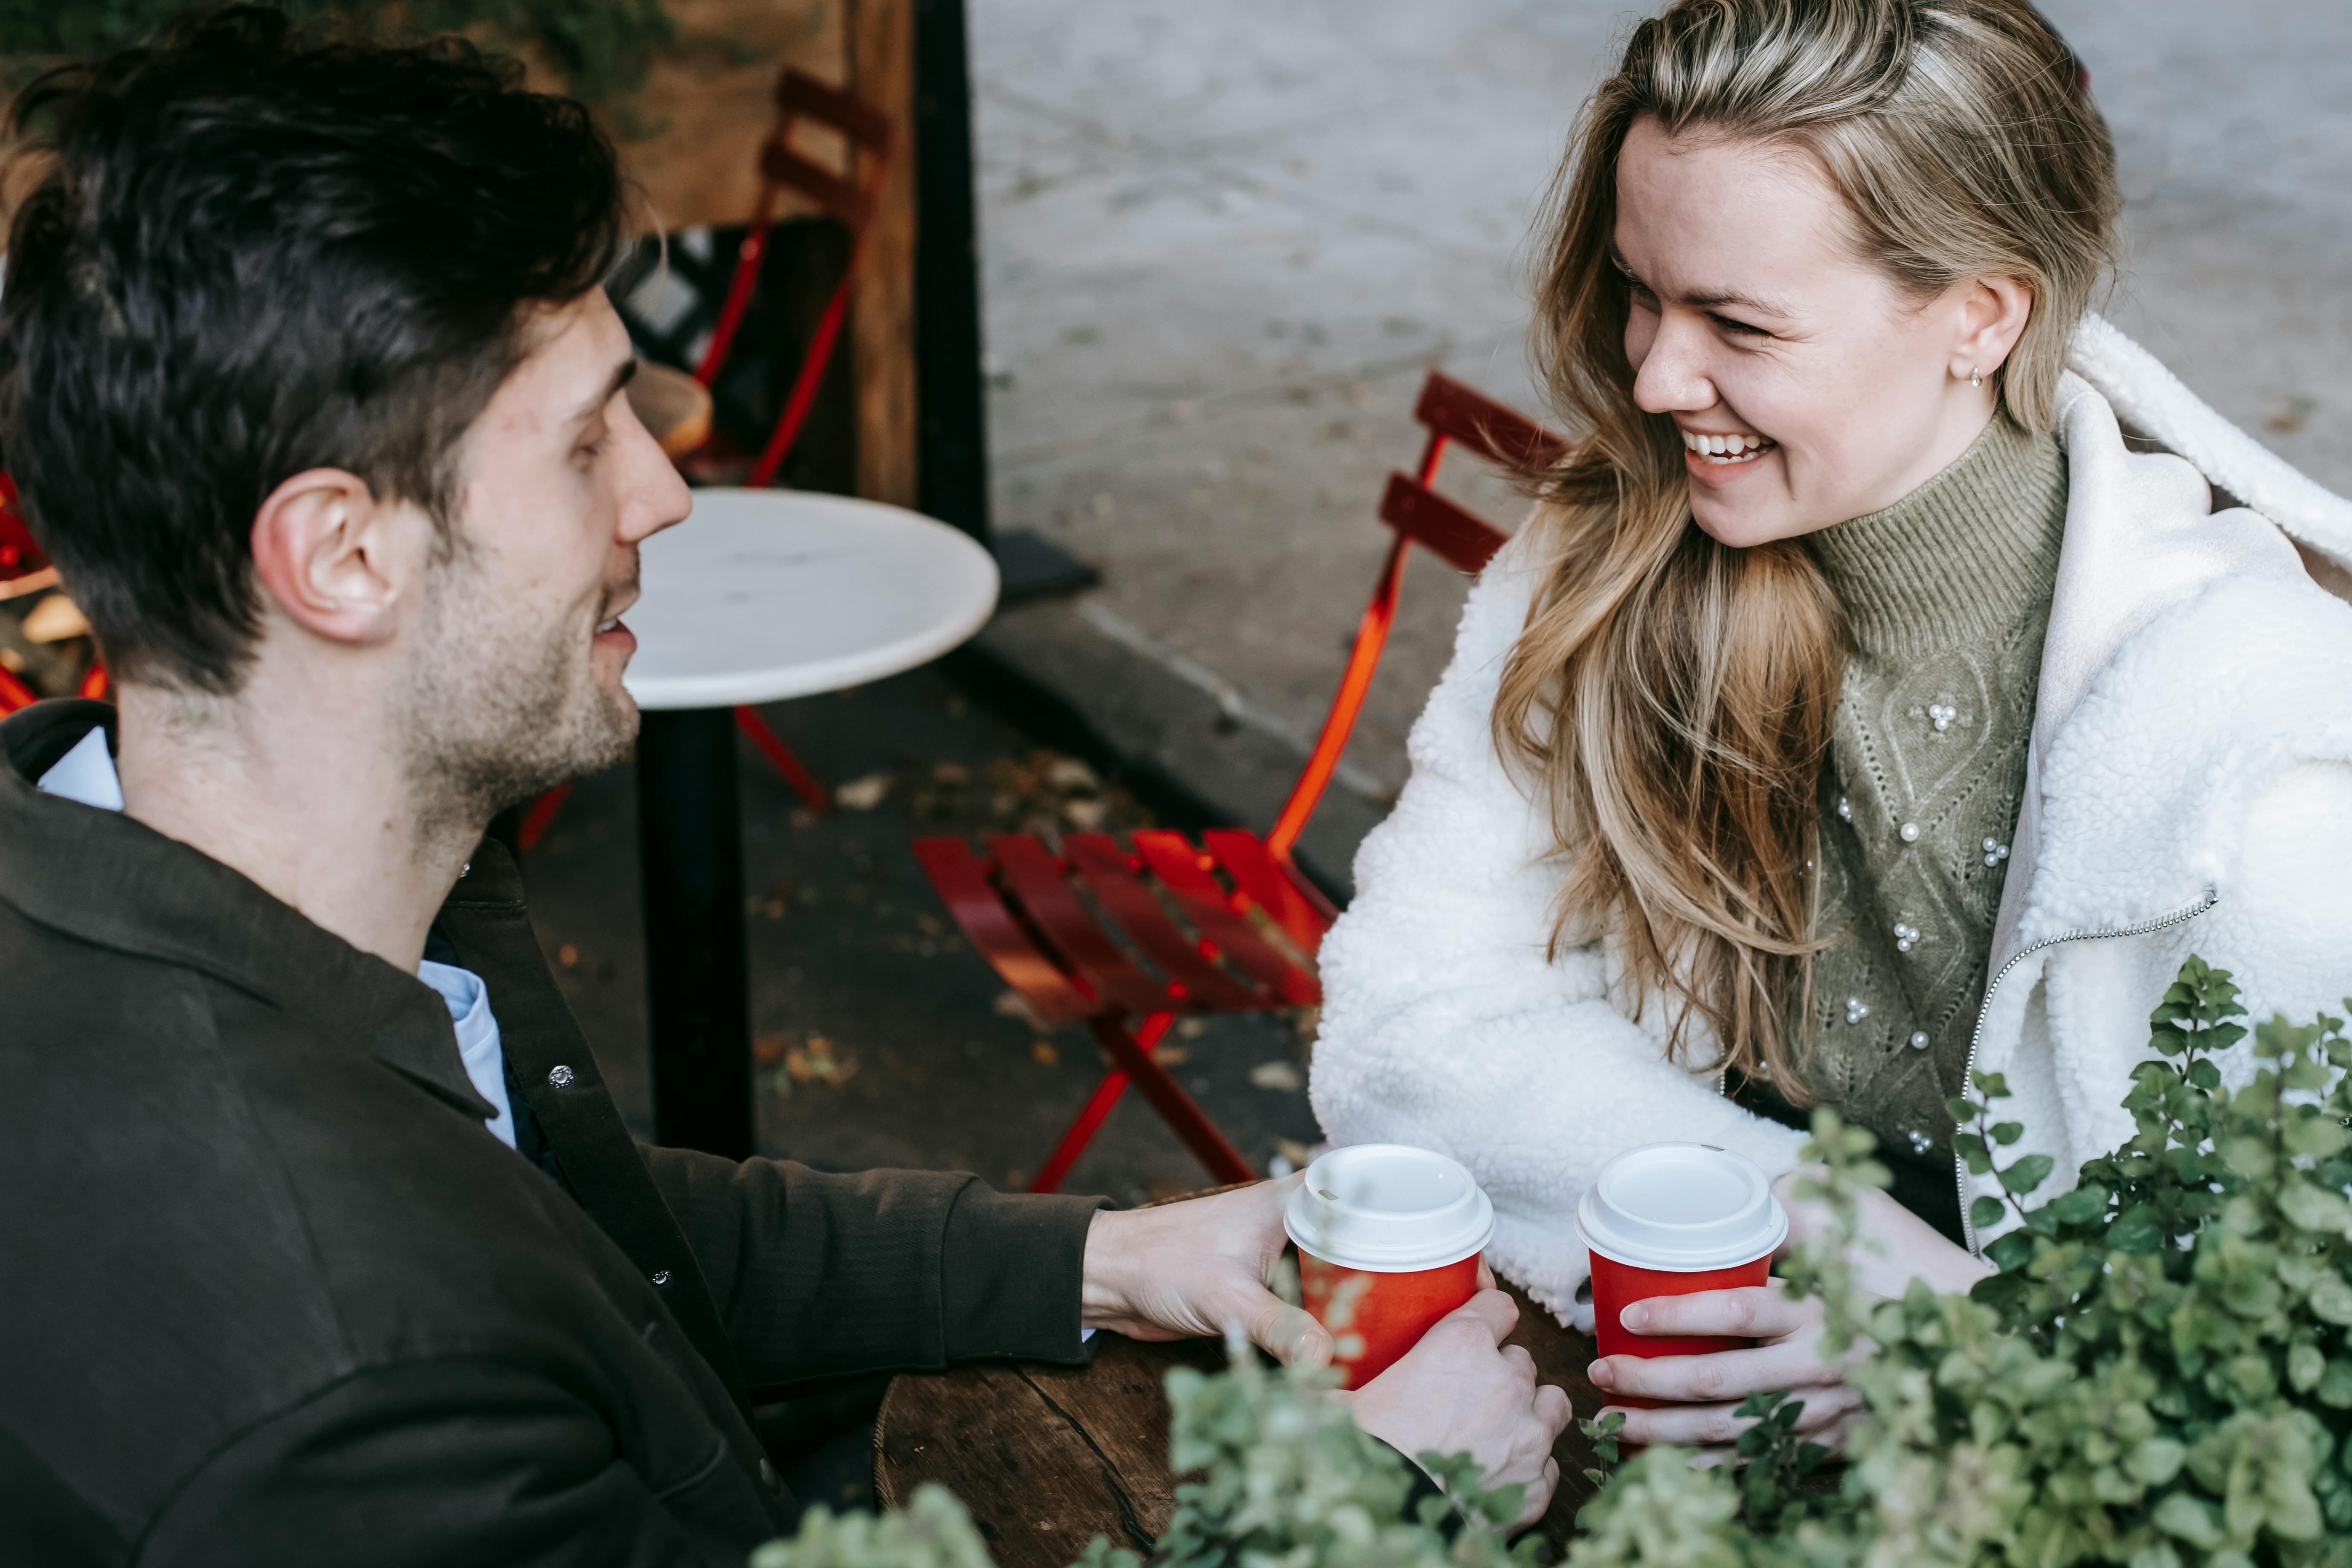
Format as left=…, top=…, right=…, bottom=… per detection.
left=1680, top=429, right=1774, bottom=464
left=597, top=619, right=619, bottom=633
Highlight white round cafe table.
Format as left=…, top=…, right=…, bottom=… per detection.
left=622, top=488, right=1000, bottom=1157
left=624, top=487, right=1000, bottom=711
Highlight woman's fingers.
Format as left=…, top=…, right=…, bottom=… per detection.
left=1788, top=1383, right=1863, bottom=1435
left=1607, top=1385, right=1863, bottom=1451
left=1591, top=1337, right=1838, bottom=1403
left=1604, top=1397, right=1758, bottom=1448
left=1620, top=1285, right=1807, bottom=1339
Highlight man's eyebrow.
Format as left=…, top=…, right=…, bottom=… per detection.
left=574, top=356, right=639, bottom=424
left=1608, top=250, right=1795, bottom=318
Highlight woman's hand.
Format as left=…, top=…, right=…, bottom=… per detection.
left=1589, top=1167, right=1993, bottom=1458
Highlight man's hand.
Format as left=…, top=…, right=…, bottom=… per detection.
left=1342, top=1291, right=1574, bottom=1529
left=1081, top=1175, right=1331, bottom=1365
left=1589, top=1167, right=1992, bottom=1458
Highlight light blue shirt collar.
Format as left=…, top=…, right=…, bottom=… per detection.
left=35, top=724, right=516, bottom=1149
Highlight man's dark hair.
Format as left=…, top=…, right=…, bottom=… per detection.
left=0, top=4, right=626, bottom=693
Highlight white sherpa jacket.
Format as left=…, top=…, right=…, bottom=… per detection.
left=1310, top=317, right=2352, bottom=1327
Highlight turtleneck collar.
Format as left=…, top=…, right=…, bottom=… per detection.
left=1807, top=413, right=2069, bottom=655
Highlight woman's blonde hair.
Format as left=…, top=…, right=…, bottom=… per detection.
left=1495, top=0, right=2118, bottom=1092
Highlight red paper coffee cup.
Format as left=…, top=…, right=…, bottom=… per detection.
left=1575, top=1143, right=1786, bottom=1407
left=1284, top=1144, right=1495, bottom=1389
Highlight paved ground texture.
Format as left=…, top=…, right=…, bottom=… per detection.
left=971, top=0, right=2352, bottom=874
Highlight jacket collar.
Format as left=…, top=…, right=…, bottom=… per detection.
left=1985, top=336, right=2339, bottom=977
left=0, top=700, right=493, bottom=1120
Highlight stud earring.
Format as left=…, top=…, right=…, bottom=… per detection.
left=1970, top=366, right=1983, bottom=388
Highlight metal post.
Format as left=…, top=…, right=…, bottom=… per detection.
left=635, top=706, right=754, bottom=1159
left=914, top=0, right=991, bottom=546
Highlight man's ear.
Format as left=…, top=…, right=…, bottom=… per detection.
left=249, top=469, right=421, bottom=646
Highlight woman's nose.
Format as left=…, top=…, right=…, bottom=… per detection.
left=1630, top=316, right=1718, bottom=416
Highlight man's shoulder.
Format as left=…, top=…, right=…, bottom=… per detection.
left=0, top=911, right=655, bottom=1542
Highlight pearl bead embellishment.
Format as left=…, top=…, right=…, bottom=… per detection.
left=1927, top=703, right=1957, bottom=732
left=1845, top=996, right=1870, bottom=1024
left=1909, top=1031, right=1930, bottom=1050
left=1837, top=795, right=1852, bottom=823
left=1908, top=1129, right=1934, bottom=1154
left=1983, top=837, right=2011, bottom=867
left=1899, top=822, right=1920, bottom=843
left=1893, top=921, right=1921, bottom=953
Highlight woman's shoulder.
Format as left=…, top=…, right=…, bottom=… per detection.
left=2038, top=324, right=2352, bottom=742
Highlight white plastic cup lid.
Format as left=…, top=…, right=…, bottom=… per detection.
left=1575, top=1143, right=1787, bottom=1271
left=1284, top=1143, right=1495, bottom=1273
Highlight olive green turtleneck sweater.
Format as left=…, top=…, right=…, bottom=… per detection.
left=1782, top=414, right=2069, bottom=1230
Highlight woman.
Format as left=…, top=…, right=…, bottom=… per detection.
left=1310, top=0, right=2352, bottom=1452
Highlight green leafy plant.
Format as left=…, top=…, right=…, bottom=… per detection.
left=0, top=1, right=678, bottom=104
left=761, top=1332, right=1540, bottom=1568
left=1568, top=956, right=2352, bottom=1568
left=754, top=957, right=2352, bottom=1568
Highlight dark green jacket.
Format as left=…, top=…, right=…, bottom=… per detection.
left=0, top=700, right=1101, bottom=1566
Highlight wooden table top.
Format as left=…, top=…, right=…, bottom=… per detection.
left=874, top=1278, right=1604, bottom=1567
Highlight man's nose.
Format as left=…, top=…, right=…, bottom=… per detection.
left=1630, top=314, right=1718, bottom=416
left=617, top=438, right=693, bottom=546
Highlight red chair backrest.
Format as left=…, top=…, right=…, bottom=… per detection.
left=1375, top=372, right=1568, bottom=574
left=1261, top=372, right=1566, bottom=860
left=691, top=69, right=897, bottom=484
left=758, top=71, right=893, bottom=229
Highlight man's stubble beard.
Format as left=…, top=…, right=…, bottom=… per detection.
left=396, top=539, right=637, bottom=846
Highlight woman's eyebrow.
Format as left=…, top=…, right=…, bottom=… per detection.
left=1610, top=250, right=1794, bottom=318
left=1682, top=284, right=1797, bottom=317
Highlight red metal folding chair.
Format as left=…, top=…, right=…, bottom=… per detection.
left=0, top=473, right=104, bottom=713
left=518, top=69, right=893, bottom=851
left=914, top=371, right=1568, bottom=1191
left=0, top=478, right=43, bottom=714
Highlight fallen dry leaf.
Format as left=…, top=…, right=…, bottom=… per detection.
left=752, top=1032, right=789, bottom=1064
left=21, top=593, right=89, bottom=644
left=786, top=1036, right=858, bottom=1085
left=557, top=944, right=580, bottom=968
left=1177, top=1017, right=1208, bottom=1041
left=1030, top=1041, right=1059, bottom=1067
left=993, top=990, right=1047, bottom=1031
left=1045, top=756, right=1100, bottom=794
left=1150, top=1043, right=1187, bottom=1067
left=1249, top=1060, right=1303, bottom=1092
left=835, top=773, right=891, bottom=812
left=1063, top=797, right=1108, bottom=830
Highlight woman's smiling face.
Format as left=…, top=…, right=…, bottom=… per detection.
left=1613, top=116, right=2027, bottom=548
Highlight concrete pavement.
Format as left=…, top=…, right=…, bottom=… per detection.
left=969, top=0, right=2352, bottom=884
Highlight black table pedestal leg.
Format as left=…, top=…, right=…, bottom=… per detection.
left=635, top=706, right=754, bottom=1159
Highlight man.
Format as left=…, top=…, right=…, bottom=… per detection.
left=0, top=9, right=1570, bottom=1562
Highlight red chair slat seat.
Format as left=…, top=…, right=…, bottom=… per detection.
left=914, top=371, right=1566, bottom=1191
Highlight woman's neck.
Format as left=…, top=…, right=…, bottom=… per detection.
left=1807, top=414, right=2069, bottom=655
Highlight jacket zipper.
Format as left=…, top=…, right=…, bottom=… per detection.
left=1952, top=886, right=2219, bottom=1255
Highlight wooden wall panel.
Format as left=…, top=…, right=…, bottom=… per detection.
left=595, top=0, right=847, bottom=235
left=848, top=0, right=919, bottom=509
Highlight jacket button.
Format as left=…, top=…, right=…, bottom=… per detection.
left=548, top=1064, right=575, bottom=1087
left=458, top=861, right=471, bottom=878
left=1898, top=822, right=1920, bottom=843
left=760, top=1458, right=780, bottom=1488
left=651, top=1269, right=672, bottom=1285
